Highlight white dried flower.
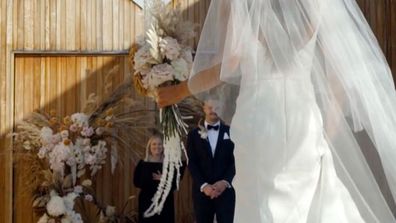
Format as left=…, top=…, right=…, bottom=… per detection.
left=41, top=127, right=54, bottom=145
left=63, top=192, right=78, bottom=211
left=147, top=64, right=175, bottom=88
left=71, top=113, right=89, bottom=128
left=95, top=127, right=104, bottom=136
left=67, top=211, right=83, bottom=223
left=80, top=127, right=94, bottom=137
left=23, top=141, right=32, bottom=150
left=51, top=134, right=62, bottom=144
left=198, top=128, right=208, bottom=139
left=171, top=58, right=189, bottom=81
left=134, top=44, right=155, bottom=72
left=37, top=213, right=49, bottom=223
left=81, top=179, right=92, bottom=187
left=84, top=194, right=93, bottom=202
left=46, top=194, right=66, bottom=217
left=159, top=37, right=181, bottom=60
left=60, top=130, right=69, bottom=139
left=73, top=186, right=83, bottom=194
left=61, top=217, right=71, bottom=223
left=38, top=146, right=49, bottom=159
left=106, top=205, right=116, bottom=217
left=69, top=124, right=79, bottom=132
left=181, top=48, right=193, bottom=64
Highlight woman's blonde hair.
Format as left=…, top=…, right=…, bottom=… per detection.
left=144, top=134, right=164, bottom=162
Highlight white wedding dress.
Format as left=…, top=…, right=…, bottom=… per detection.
left=230, top=37, right=364, bottom=222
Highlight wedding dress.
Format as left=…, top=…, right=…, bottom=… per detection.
left=231, top=34, right=365, bottom=222
left=188, top=0, right=396, bottom=222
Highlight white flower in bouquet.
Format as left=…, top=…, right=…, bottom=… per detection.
left=71, top=113, right=89, bottom=128
left=51, top=133, right=62, bottom=145
left=60, top=217, right=71, bottom=223
left=37, top=213, right=49, bottom=223
left=171, top=58, right=189, bottom=81
left=66, top=155, right=76, bottom=167
left=84, top=154, right=96, bottom=165
left=60, top=130, right=69, bottom=139
left=148, top=64, right=175, bottom=88
left=41, top=127, right=54, bottom=145
left=84, top=194, right=93, bottom=202
left=95, top=127, right=104, bottom=136
left=63, top=192, right=78, bottom=212
left=92, top=141, right=108, bottom=166
left=23, top=141, right=32, bottom=150
left=181, top=48, right=193, bottom=64
left=74, top=138, right=84, bottom=147
left=80, top=126, right=94, bottom=137
left=73, top=148, right=84, bottom=164
left=64, top=211, right=83, bottom=223
left=90, top=165, right=102, bottom=176
left=73, top=186, right=83, bottom=194
left=134, top=44, right=156, bottom=72
left=69, top=124, right=79, bottom=133
left=49, top=143, right=71, bottom=175
left=47, top=192, right=66, bottom=217
left=159, top=37, right=181, bottom=60
left=38, top=146, right=49, bottom=159
left=82, top=179, right=92, bottom=187
left=105, top=205, right=116, bottom=217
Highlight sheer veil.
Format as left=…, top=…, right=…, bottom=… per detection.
left=188, top=0, right=396, bottom=221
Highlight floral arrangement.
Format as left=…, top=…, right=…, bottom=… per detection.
left=130, top=0, right=195, bottom=138
left=12, top=86, right=154, bottom=223
left=129, top=0, right=196, bottom=217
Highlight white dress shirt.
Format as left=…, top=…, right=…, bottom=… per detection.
left=205, top=120, right=221, bottom=156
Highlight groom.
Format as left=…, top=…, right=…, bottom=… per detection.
left=187, top=100, right=236, bottom=223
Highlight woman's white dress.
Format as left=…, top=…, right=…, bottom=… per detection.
left=230, top=38, right=365, bottom=223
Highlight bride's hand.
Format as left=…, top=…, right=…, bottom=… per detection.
left=156, top=81, right=191, bottom=108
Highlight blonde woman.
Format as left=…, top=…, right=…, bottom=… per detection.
left=134, top=134, right=182, bottom=223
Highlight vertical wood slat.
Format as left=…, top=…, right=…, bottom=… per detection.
left=16, top=0, right=23, bottom=48
left=24, top=0, right=33, bottom=49
left=3, top=6, right=14, bottom=217
left=66, top=0, right=76, bottom=51
left=96, top=0, right=103, bottom=50
left=0, top=0, right=4, bottom=216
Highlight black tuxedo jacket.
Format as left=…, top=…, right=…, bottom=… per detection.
left=187, top=123, right=235, bottom=192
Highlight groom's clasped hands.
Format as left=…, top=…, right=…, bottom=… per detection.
left=202, top=180, right=229, bottom=199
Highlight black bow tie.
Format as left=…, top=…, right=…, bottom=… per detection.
left=207, top=125, right=219, bottom=131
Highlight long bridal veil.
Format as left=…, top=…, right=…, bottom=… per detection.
left=188, top=0, right=396, bottom=222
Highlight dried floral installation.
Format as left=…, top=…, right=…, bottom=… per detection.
left=11, top=78, right=156, bottom=223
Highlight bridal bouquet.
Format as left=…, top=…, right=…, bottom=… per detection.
left=129, top=0, right=196, bottom=217
left=131, top=0, right=194, bottom=138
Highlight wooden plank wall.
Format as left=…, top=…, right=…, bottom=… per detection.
left=0, top=0, right=394, bottom=222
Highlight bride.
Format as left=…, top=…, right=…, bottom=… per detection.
left=156, top=0, right=396, bottom=222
